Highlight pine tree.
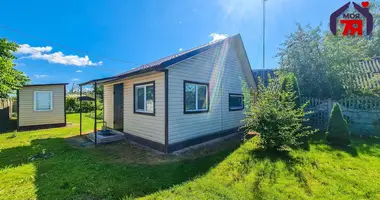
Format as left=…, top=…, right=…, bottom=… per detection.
left=326, top=103, right=351, bottom=146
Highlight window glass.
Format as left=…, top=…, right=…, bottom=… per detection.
left=229, top=94, right=243, bottom=110
left=134, top=83, right=154, bottom=114
left=146, top=85, right=154, bottom=112
left=185, top=83, right=196, bottom=111
left=136, top=87, right=145, bottom=110
left=35, top=91, right=52, bottom=111
left=197, top=85, right=207, bottom=110
left=185, top=82, right=208, bottom=112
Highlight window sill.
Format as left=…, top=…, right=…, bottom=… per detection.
left=184, top=110, right=209, bottom=114
left=134, top=110, right=155, bottom=116
left=34, top=109, right=53, bottom=112
left=229, top=107, right=244, bottom=111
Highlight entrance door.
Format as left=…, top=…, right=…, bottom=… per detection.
left=113, top=83, right=124, bottom=131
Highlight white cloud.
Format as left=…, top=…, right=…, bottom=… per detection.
left=72, top=78, right=80, bottom=81
left=209, top=33, right=228, bottom=42
left=178, top=48, right=183, bottom=52
left=34, top=74, right=49, bottom=79
left=76, top=70, right=83, bottom=73
left=17, top=44, right=52, bottom=54
left=16, top=44, right=102, bottom=67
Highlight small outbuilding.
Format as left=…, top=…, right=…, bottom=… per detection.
left=17, top=83, right=68, bottom=131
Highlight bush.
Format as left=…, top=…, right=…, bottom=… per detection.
left=66, top=95, right=102, bottom=113
left=281, top=72, right=301, bottom=107
left=326, top=103, right=351, bottom=146
left=243, top=74, right=315, bottom=150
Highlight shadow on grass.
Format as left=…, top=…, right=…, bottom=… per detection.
left=0, top=137, right=235, bottom=199
left=249, top=147, right=312, bottom=196
left=0, top=118, right=17, bottom=134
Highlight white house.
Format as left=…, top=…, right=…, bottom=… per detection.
left=80, top=34, right=257, bottom=152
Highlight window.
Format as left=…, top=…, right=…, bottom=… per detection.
left=134, top=81, right=155, bottom=115
left=184, top=81, right=209, bottom=113
left=34, top=91, right=53, bottom=111
left=229, top=94, right=244, bottom=111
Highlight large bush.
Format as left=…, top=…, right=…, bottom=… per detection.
left=326, top=103, right=351, bottom=146
left=243, top=74, right=315, bottom=150
left=281, top=72, right=301, bottom=107
left=66, top=96, right=102, bottom=113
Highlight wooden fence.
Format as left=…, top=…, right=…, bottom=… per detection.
left=301, top=97, right=380, bottom=136
left=0, top=98, right=13, bottom=120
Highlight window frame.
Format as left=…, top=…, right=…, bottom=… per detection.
left=183, top=80, right=210, bottom=114
left=133, top=81, right=155, bottom=116
left=229, top=93, right=244, bottom=111
left=34, top=91, right=53, bottom=112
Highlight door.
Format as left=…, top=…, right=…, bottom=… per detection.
left=113, top=83, right=124, bottom=131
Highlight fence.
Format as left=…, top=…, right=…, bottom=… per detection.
left=0, top=98, right=13, bottom=120
left=301, top=97, right=380, bottom=136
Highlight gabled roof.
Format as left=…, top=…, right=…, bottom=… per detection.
left=80, top=34, right=254, bottom=87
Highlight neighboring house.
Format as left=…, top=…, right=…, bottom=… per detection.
left=252, top=69, right=277, bottom=87
left=80, top=34, right=256, bottom=153
left=17, top=83, right=68, bottom=131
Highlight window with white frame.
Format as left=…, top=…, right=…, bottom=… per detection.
left=229, top=94, right=244, bottom=111
left=184, top=81, right=209, bottom=113
left=34, top=91, right=53, bottom=111
left=134, top=82, right=155, bottom=115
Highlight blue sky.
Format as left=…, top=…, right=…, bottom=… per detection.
left=0, top=0, right=351, bottom=88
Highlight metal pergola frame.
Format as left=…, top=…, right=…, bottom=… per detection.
left=78, top=77, right=113, bottom=145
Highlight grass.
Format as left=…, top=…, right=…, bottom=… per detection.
left=0, top=114, right=238, bottom=199
left=1, top=115, right=380, bottom=199
left=141, top=135, right=380, bottom=199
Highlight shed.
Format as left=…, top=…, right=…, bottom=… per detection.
left=17, top=83, right=68, bottom=131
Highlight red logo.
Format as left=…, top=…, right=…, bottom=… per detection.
left=330, top=1, right=373, bottom=36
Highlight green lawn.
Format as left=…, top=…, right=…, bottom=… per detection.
left=141, top=136, right=380, bottom=200
left=0, top=114, right=237, bottom=199
left=1, top=114, right=380, bottom=199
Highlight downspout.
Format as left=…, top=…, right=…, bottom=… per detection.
left=80, top=86, right=82, bottom=136
left=94, top=82, right=97, bottom=145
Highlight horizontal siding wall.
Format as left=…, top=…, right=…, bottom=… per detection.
left=103, top=72, right=166, bottom=144
left=19, top=85, right=65, bottom=126
left=221, top=47, right=245, bottom=130
left=168, top=41, right=247, bottom=144
left=103, top=84, right=114, bottom=129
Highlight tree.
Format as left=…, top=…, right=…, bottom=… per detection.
left=326, top=103, right=351, bottom=146
left=0, top=38, right=29, bottom=97
left=243, top=74, right=315, bottom=150
left=277, top=24, right=333, bottom=99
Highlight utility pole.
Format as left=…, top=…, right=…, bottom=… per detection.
left=263, top=0, right=266, bottom=69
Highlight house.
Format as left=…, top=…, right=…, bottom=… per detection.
left=80, top=34, right=256, bottom=153
left=17, top=83, right=68, bottom=131
left=252, top=69, right=277, bottom=87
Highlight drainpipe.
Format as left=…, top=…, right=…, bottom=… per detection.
left=94, top=82, right=97, bottom=145
left=80, top=86, right=82, bottom=136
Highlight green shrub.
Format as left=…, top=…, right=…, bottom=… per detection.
left=243, top=74, right=315, bottom=150
left=66, top=95, right=102, bottom=113
left=326, top=103, right=351, bottom=146
left=281, top=72, right=301, bottom=107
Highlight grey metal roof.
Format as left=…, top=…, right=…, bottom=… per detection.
left=80, top=34, right=239, bottom=86
left=252, top=69, right=277, bottom=87
left=352, top=58, right=380, bottom=89
left=23, top=83, right=69, bottom=87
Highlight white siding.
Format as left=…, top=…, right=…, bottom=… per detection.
left=103, top=84, right=114, bottom=129
left=103, top=72, right=165, bottom=144
left=168, top=40, right=247, bottom=144
left=19, top=85, right=65, bottom=126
